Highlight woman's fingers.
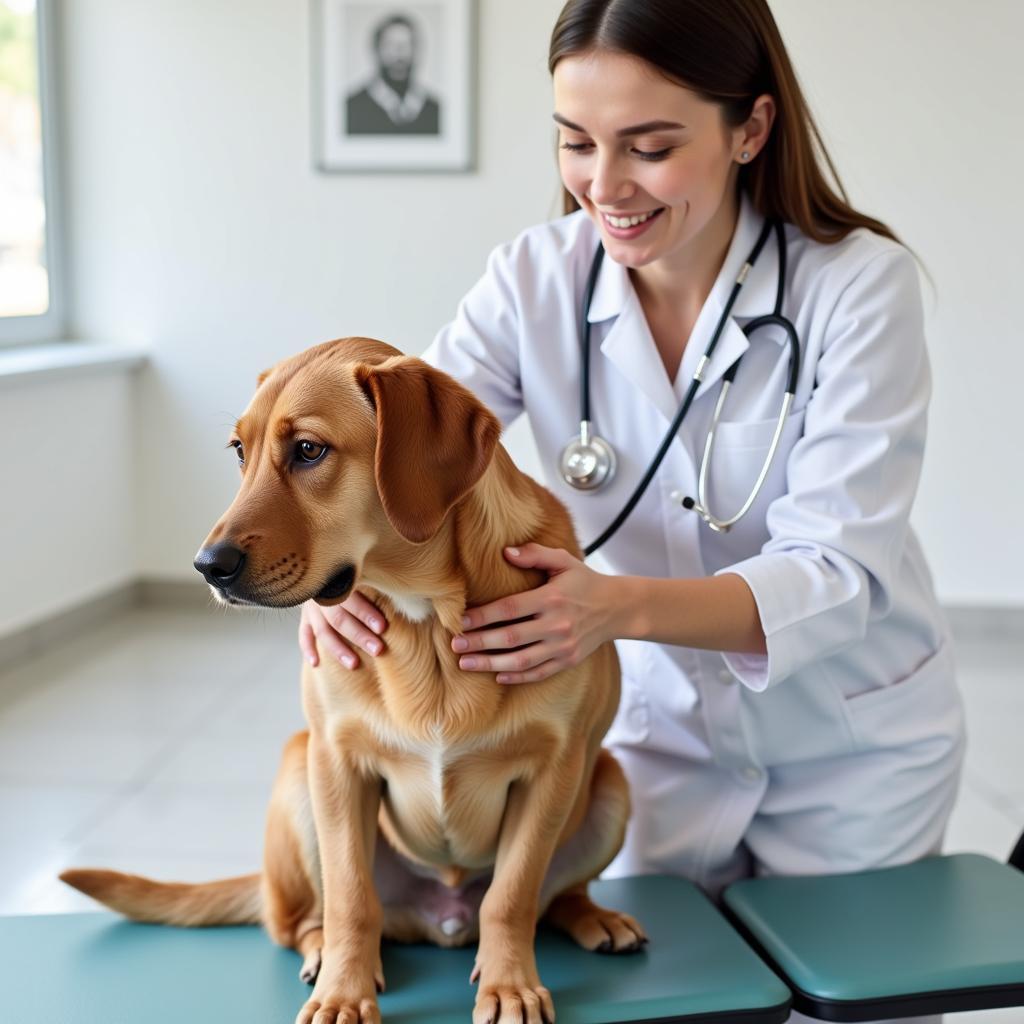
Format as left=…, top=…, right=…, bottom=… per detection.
left=301, top=600, right=360, bottom=669
left=338, top=609, right=386, bottom=657
left=318, top=629, right=361, bottom=669
left=300, top=597, right=386, bottom=670
left=298, top=618, right=320, bottom=667
left=495, top=660, right=567, bottom=685
left=452, top=613, right=562, bottom=657
left=338, top=590, right=388, bottom=635
left=460, top=594, right=531, bottom=633
left=457, top=642, right=564, bottom=675
left=321, top=593, right=388, bottom=657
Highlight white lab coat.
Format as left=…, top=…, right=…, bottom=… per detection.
left=421, top=191, right=965, bottom=899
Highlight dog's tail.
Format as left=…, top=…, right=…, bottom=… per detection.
left=59, top=868, right=263, bottom=927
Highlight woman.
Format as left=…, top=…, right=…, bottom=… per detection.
left=301, top=2, right=963, bottom=1018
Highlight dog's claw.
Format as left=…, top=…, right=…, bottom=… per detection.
left=300, top=948, right=322, bottom=985
left=473, top=982, right=555, bottom=1024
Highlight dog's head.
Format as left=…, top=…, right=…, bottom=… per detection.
left=193, top=337, right=501, bottom=608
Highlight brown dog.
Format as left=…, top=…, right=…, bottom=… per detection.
left=61, top=337, right=644, bottom=1024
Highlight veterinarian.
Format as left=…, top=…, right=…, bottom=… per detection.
left=301, top=3, right=963, bottom=1018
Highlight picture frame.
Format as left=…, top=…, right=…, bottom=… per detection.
left=313, top=0, right=476, bottom=173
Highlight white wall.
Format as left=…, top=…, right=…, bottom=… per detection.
left=60, top=0, right=563, bottom=587
left=771, top=0, right=1024, bottom=605
left=0, top=370, right=136, bottom=635
left=50, top=0, right=1024, bottom=606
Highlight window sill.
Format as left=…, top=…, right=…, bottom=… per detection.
left=0, top=341, right=148, bottom=387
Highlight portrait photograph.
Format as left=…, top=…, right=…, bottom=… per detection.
left=314, top=0, right=474, bottom=172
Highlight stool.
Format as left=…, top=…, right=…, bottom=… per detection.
left=0, top=875, right=790, bottom=1023
left=723, top=849, right=1024, bottom=1021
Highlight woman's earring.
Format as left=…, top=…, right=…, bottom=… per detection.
left=741, top=150, right=751, bottom=161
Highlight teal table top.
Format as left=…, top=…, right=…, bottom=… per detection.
left=724, top=853, right=1024, bottom=1009
left=0, top=876, right=790, bottom=1024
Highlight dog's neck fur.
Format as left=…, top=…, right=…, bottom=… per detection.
left=360, top=444, right=575, bottom=637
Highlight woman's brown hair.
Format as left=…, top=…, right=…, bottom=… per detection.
left=549, top=0, right=901, bottom=246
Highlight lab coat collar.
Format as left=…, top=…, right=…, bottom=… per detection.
left=591, top=192, right=784, bottom=418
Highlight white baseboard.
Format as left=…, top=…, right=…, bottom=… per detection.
left=943, top=605, right=1024, bottom=645
left=0, top=578, right=210, bottom=673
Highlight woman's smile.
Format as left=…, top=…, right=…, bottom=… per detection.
left=598, top=206, right=665, bottom=239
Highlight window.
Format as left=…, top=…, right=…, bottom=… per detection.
left=0, top=0, right=62, bottom=344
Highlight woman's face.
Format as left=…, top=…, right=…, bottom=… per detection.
left=553, top=49, right=746, bottom=271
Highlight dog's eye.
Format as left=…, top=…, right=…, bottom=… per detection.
left=228, top=440, right=244, bottom=466
left=296, top=440, right=327, bottom=464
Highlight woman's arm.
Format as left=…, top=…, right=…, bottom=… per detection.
left=452, top=544, right=765, bottom=685
left=617, top=571, right=767, bottom=655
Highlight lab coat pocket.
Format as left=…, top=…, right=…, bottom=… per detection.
left=709, top=407, right=806, bottom=452
left=700, top=408, right=806, bottom=552
left=741, top=664, right=855, bottom=766
left=841, top=642, right=964, bottom=752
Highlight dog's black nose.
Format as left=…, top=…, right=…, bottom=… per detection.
left=194, top=543, right=247, bottom=589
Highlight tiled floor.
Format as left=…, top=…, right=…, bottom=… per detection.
left=0, top=605, right=1021, bottom=1022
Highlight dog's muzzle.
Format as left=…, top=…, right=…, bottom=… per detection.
left=193, top=542, right=247, bottom=591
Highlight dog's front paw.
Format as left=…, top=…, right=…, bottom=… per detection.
left=472, top=974, right=555, bottom=1024
left=295, top=971, right=380, bottom=1024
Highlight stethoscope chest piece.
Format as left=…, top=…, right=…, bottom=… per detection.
left=559, top=420, right=616, bottom=490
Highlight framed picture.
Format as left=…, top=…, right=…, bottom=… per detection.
left=313, top=0, right=475, bottom=172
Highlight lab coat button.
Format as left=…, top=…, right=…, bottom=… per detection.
left=718, top=668, right=733, bottom=684
left=740, top=766, right=763, bottom=783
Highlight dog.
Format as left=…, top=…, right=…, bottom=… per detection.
left=61, top=337, right=645, bottom=1024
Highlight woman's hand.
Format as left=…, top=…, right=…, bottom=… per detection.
left=452, top=544, right=621, bottom=684
left=299, top=592, right=388, bottom=669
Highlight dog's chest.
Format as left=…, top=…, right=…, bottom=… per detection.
left=408, top=729, right=449, bottom=814
left=380, top=728, right=518, bottom=865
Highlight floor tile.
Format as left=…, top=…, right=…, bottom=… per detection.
left=0, top=781, right=116, bottom=847
left=962, top=709, right=1024, bottom=811
left=943, top=774, right=1020, bottom=861
left=147, top=730, right=292, bottom=788
left=21, top=847, right=261, bottom=916
left=0, top=727, right=164, bottom=786
left=0, top=608, right=296, bottom=739
left=0, top=784, right=117, bottom=915
left=69, top=779, right=270, bottom=861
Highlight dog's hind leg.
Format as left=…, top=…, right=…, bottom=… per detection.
left=261, top=732, right=326, bottom=982
left=539, top=748, right=648, bottom=953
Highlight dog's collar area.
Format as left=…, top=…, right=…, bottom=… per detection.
left=376, top=589, right=434, bottom=623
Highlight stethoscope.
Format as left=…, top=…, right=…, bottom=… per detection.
left=559, top=218, right=801, bottom=556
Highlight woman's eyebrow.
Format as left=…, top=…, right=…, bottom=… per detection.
left=552, top=113, right=686, bottom=136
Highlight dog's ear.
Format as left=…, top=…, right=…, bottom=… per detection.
left=354, top=358, right=501, bottom=544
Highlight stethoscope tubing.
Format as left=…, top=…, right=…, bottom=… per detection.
left=572, top=218, right=799, bottom=556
